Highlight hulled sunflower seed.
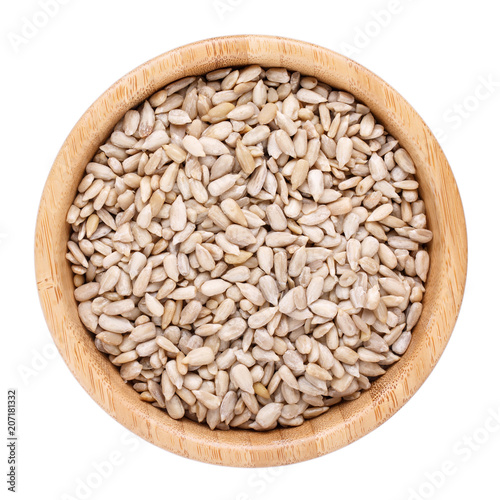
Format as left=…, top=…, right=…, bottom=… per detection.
left=68, top=65, right=431, bottom=431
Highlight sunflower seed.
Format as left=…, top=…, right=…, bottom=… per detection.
left=68, top=66, right=431, bottom=430
left=182, top=347, right=215, bottom=367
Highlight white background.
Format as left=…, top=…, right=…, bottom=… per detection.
left=2, top=1, right=499, bottom=499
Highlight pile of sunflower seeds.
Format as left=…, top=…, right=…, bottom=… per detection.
left=66, top=65, right=432, bottom=430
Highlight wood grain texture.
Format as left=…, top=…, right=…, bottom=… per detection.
left=34, top=35, right=467, bottom=467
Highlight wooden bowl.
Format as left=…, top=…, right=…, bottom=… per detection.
left=35, top=35, right=467, bottom=467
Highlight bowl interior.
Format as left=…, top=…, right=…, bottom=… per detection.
left=35, top=35, right=467, bottom=466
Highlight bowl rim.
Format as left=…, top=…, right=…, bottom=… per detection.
left=35, top=34, right=467, bottom=467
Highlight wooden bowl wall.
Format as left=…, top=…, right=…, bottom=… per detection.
left=35, top=35, right=467, bottom=467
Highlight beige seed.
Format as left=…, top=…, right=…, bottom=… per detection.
left=369, top=153, right=388, bottom=181
left=159, top=162, right=179, bottom=193
left=392, top=332, right=412, bottom=355
left=415, top=250, right=430, bottom=281
left=195, top=244, right=216, bottom=272
left=68, top=241, right=88, bottom=268
left=334, top=346, right=359, bottom=365
left=360, top=113, right=375, bottom=138
left=253, top=382, right=271, bottom=399
left=247, top=164, right=267, bottom=197
left=192, top=390, right=221, bottom=410
left=113, top=351, right=138, bottom=365
left=130, top=322, right=156, bottom=342
left=199, top=137, right=230, bottom=156
left=168, top=286, right=196, bottom=300
left=231, top=364, right=255, bottom=393
left=97, top=331, right=123, bottom=347
left=379, top=278, right=406, bottom=296
left=123, top=110, right=140, bottom=136
left=200, top=279, right=231, bottom=296
left=298, top=206, right=332, bottom=226
left=224, top=251, right=253, bottom=265
left=293, top=129, right=308, bottom=158
left=379, top=244, right=398, bottom=269
left=274, top=251, right=288, bottom=289
left=182, top=135, right=205, bottom=157
left=182, top=347, right=215, bottom=367
left=255, top=403, right=283, bottom=428
left=306, top=363, right=333, bottom=381
left=196, top=324, right=222, bottom=337
left=227, top=103, right=255, bottom=120
left=257, top=246, right=274, bottom=274
left=258, top=103, right=278, bottom=124
left=275, top=129, right=296, bottom=157
left=168, top=109, right=192, bottom=125
left=170, top=195, right=187, bottom=232
left=163, top=144, right=187, bottom=163
left=225, top=224, right=256, bottom=247
left=156, top=336, right=180, bottom=354
left=165, top=395, right=185, bottom=419
left=237, top=283, right=265, bottom=306
left=133, top=262, right=152, bottom=297
left=208, top=205, right=231, bottom=230
left=336, top=137, right=353, bottom=168
left=207, top=102, right=235, bottom=120
left=309, top=300, right=338, bottom=318
left=258, top=275, right=279, bottom=306
left=394, top=148, right=416, bottom=174
left=393, top=180, right=419, bottom=190
left=221, top=198, right=248, bottom=227
left=308, top=169, right=324, bottom=202
left=242, top=125, right=271, bottom=146
left=120, top=361, right=142, bottom=381
left=306, top=277, right=324, bottom=305
left=278, top=289, right=296, bottom=315
left=75, top=282, right=100, bottom=302
left=103, top=299, right=134, bottom=317
left=291, top=159, right=310, bottom=190
left=248, top=307, right=278, bottom=329
left=336, top=310, right=359, bottom=336
left=145, top=293, right=164, bottom=317
left=406, top=302, right=423, bottom=330
left=297, top=88, right=327, bottom=104
left=266, top=204, right=287, bottom=231
left=328, top=197, right=352, bottom=216
left=289, top=246, right=307, bottom=278
left=409, top=228, right=433, bottom=244
left=265, top=232, right=297, bottom=247
left=219, top=317, right=247, bottom=341
left=98, top=314, right=133, bottom=334
left=223, top=266, right=251, bottom=283
left=368, top=203, right=394, bottom=222
left=388, top=236, right=419, bottom=251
